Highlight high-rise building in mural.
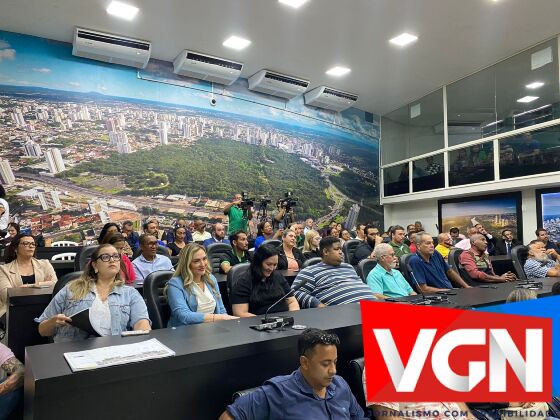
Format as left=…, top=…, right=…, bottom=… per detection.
left=24, top=139, right=43, bottom=157
left=45, top=148, right=66, bottom=174
left=38, top=190, right=62, bottom=210
left=159, top=121, right=168, bottom=145
left=0, top=159, right=16, bottom=185
left=345, top=204, right=360, bottom=230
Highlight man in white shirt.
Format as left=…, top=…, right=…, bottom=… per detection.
left=192, top=219, right=212, bottom=242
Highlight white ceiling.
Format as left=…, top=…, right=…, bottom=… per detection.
left=1, top=0, right=560, bottom=116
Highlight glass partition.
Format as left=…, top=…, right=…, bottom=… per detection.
left=383, top=164, right=409, bottom=197
left=412, top=153, right=445, bottom=192
left=499, top=125, right=560, bottom=179
left=448, top=142, right=494, bottom=187
left=381, top=89, right=444, bottom=164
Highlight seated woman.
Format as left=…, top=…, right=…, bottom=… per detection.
left=231, top=244, right=299, bottom=317
left=97, top=222, right=120, bottom=244
left=1, top=223, right=20, bottom=247
left=101, top=233, right=136, bottom=284
left=167, top=244, right=237, bottom=326
left=167, top=226, right=188, bottom=257
left=0, top=234, right=57, bottom=320
left=276, top=230, right=304, bottom=271
left=302, top=230, right=321, bottom=261
left=254, top=221, right=282, bottom=248
left=37, top=244, right=150, bottom=342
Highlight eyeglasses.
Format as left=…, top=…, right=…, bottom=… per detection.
left=19, top=241, right=36, bottom=248
left=96, top=253, right=121, bottom=262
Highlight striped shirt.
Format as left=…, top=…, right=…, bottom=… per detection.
left=292, top=262, right=377, bottom=308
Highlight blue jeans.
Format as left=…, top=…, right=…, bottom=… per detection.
left=0, top=382, right=23, bottom=420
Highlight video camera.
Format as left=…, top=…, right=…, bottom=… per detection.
left=240, top=191, right=255, bottom=210
left=279, top=191, right=298, bottom=211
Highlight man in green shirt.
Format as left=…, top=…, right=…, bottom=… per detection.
left=366, top=243, right=415, bottom=299
left=389, top=225, right=411, bottom=260
left=224, top=193, right=253, bottom=235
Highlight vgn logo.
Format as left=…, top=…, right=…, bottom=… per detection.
left=361, top=301, right=552, bottom=402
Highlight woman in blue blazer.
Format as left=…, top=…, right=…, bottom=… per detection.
left=166, top=244, right=237, bottom=327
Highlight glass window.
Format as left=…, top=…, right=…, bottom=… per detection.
left=495, top=38, right=560, bottom=133
left=383, top=164, right=409, bottom=197
left=448, top=142, right=494, bottom=187
left=412, top=153, right=445, bottom=192
left=381, top=89, right=444, bottom=164
left=500, top=125, right=560, bottom=179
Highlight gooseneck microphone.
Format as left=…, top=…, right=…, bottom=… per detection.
left=263, top=277, right=310, bottom=323
left=409, top=271, right=427, bottom=302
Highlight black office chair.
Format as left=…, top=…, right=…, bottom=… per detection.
left=449, top=248, right=486, bottom=286
left=447, top=248, right=462, bottom=273
left=74, top=244, right=98, bottom=271
left=143, top=270, right=174, bottom=329
left=206, top=242, right=233, bottom=274
left=343, top=239, right=362, bottom=265
left=226, top=262, right=250, bottom=297
left=302, top=257, right=321, bottom=268
left=357, top=258, right=377, bottom=283
left=52, top=271, right=83, bottom=298
left=399, top=253, right=418, bottom=291
left=511, top=245, right=528, bottom=280
left=232, top=387, right=259, bottom=402
left=346, top=357, right=369, bottom=413
left=261, top=239, right=281, bottom=248
left=132, top=245, right=170, bottom=260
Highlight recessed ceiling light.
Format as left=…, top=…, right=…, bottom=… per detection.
left=326, top=66, right=351, bottom=77
left=106, top=1, right=139, bottom=20
left=278, top=0, right=309, bottom=8
left=517, top=96, right=539, bottom=103
left=223, top=35, right=251, bottom=50
left=389, top=32, right=418, bottom=47
left=525, top=81, right=544, bottom=89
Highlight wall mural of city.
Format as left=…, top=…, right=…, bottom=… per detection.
left=0, top=30, right=381, bottom=243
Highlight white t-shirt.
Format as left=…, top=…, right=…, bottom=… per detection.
left=89, top=286, right=112, bottom=336
left=0, top=198, right=9, bottom=230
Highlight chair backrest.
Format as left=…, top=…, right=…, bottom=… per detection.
left=132, top=245, right=169, bottom=260
left=347, top=357, right=367, bottom=412
left=302, top=257, right=322, bottom=268
left=343, top=239, right=362, bottom=265
left=51, top=252, right=76, bottom=261
left=52, top=271, right=83, bottom=298
left=226, top=262, right=250, bottom=297
left=206, top=242, right=233, bottom=274
left=399, top=253, right=417, bottom=290
left=261, top=239, right=281, bottom=248
left=74, top=244, right=98, bottom=271
left=143, top=270, right=174, bottom=329
left=52, top=240, right=80, bottom=247
left=232, top=387, right=259, bottom=402
left=449, top=248, right=484, bottom=286
left=357, top=258, right=377, bottom=283
left=511, top=245, right=528, bottom=280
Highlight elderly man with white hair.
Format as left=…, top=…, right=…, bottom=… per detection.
left=524, top=239, right=560, bottom=279
left=366, top=243, right=416, bottom=299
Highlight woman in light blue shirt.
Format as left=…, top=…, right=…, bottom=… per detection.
left=166, top=244, right=237, bottom=327
left=37, top=244, right=151, bottom=342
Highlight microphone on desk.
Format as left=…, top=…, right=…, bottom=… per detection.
left=409, top=271, right=428, bottom=303
left=263, top=277, right=310, bottom=323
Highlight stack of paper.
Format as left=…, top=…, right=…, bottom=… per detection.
left=64, top=338, right=175, bottom=372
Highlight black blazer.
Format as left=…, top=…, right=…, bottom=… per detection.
left=494, top=239, right=522, bottom=256
left=276, top=245, right=304, bottom=270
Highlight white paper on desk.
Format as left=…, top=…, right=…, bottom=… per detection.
left=63, top=338, right=175, bottom=372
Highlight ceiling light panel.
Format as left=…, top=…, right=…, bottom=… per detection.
left=326, top=66, right=351, bottom=77
left=525, top=81, right=544, bottom=89
left=106, top=1, right=139, bottom=20
left=278, top=0, right=309, bottom=8
left=389, top=32, right=418, bottom=47
left=223, top=35, right=251, bottom=50
left=517, top=96, right=539, bottom=103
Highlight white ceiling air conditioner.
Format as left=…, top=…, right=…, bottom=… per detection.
left=72, top=27, right=151, bottom=69
left=173, top=50, right=243, bottom=85
left=304, top=86, right=358, bottom=112
left=248, top=70, right=309, bottom=100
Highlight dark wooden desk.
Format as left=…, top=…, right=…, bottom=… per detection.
left=24, top=277, right=559, bottom=420
left=7, top=287, right=53, bottom=361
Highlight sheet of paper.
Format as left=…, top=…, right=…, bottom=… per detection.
left=64, top=338, right=175, bottom=372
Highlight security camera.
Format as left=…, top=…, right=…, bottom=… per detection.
left=210, top=98, right=217, bottom=106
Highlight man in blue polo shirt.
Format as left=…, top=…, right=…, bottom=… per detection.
left=367, top=243, right=416, bottom=299
left=219, top=328, right=366, bottom=420
left=408, top=233, right=471, bottom=292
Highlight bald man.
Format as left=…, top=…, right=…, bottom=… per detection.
left=203, top=223, right=230, bottom=247
left=434, top=233, right=453, bottom=261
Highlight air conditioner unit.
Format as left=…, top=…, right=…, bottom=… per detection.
left=248, top=70, right=309, bottom=100
left=72, top=27, right=151, bottom=69
left=304, top=86, right=358, bottom=112
left=173, top=50, right=243, bottom=85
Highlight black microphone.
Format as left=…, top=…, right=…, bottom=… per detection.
left=409, top=270, right=427, bottom=303
left=263, top=277, right=310, bottom=323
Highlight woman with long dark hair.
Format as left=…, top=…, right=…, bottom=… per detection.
left=167, top=225, right=188, bottom=256
left=97, top=223, right=120, bottom=244
left=230, top=244, right=299, bottom=317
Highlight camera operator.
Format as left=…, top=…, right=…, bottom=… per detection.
left=224, top=193, right=253, bottom=235
left=271, top=192, right=298, bottom=230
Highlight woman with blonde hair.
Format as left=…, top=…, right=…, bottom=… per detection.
left=302, top=230, right=321, bottom=261
left=167, top=244, right=237, bottom=327
left=37, top=244, right=150, bottom=342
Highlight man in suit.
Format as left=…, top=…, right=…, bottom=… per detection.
left=494, top=228, right=522, bottom=256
